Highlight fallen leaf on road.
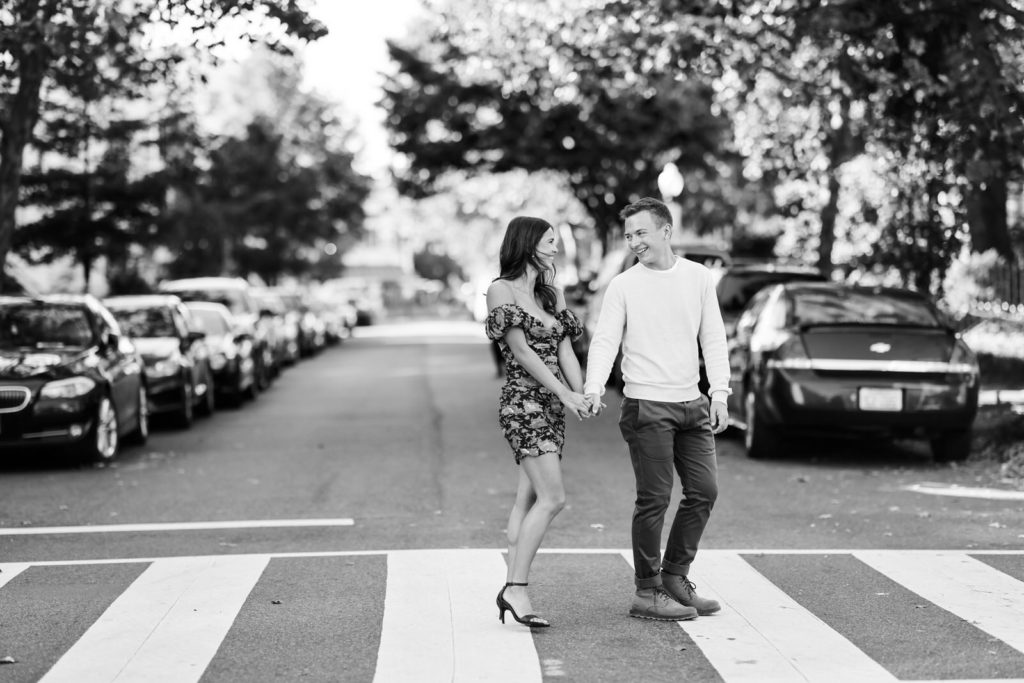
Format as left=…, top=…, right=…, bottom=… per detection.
left=271, top=600, right=282, bottom=605
left=590, top=523, right=605, bottom=530
left=0, top=656, right=16, bottom=664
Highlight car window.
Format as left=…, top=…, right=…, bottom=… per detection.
left=171, top=288, right=253, bottom=316
left=111, top=307, right=178, bottom=338
left=188, top=308, right=230, bottom=335
left=734, top=287, right=775, bottom=339
left=717, top=272, right=824, bottom=315
left=792, top=290, right=941, bottom=327
left=0, top=305, right=95, bottom=348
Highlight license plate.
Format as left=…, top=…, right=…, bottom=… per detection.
left=859, top=387, right=903, bottom=411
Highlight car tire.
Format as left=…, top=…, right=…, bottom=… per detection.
left=198, top=370, right=216, bottom=417
left=81, top=394, right=120, bottom=463
left=744, top=387, right=781, bottom=459
left=126, top=385, right=149, bottom=446
left=930, top=430, right=972, bottom=463
left=175, top=380, right=195, bottom=429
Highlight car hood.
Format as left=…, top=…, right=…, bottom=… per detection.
left=131, top=337, right=181, bottom=359
left=801, top=326, right=952, bottom=362
left=0, top=347, right=94, bottom=380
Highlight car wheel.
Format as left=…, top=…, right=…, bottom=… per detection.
left=930, top=430, right=972, bottom=463
left=744, top=387, right=781, bottom=459
left=175, top=381, right=195, bottom=428
left=82, top=395, right=120, bottom=462
left=198, top=371, right=216, bottom=417
left=126, top=385, right=149, bottom=446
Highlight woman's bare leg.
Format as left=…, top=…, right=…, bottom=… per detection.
left=502, top=452, right=565, bottom=618
left=505, top=466, right=535, bottom=582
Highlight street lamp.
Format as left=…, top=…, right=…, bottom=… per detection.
left=657, top=162, right=685, bottom=233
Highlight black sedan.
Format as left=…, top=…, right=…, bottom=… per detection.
left=728, top=282, right=980, bottom=462
left=104, top=295, right=215, bottom=428
left=183, top=301, right=258, bottom=407
left=0, top=295, right=148, bottom=461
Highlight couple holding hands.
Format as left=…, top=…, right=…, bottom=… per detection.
left=485, top=197, right=731, bottom=628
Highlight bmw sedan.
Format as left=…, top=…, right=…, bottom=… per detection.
left=0, top=295, right=148, bottom=462
left=104, top=295, right=215, bottom=427
left=728, top=282, right=980, bottom=462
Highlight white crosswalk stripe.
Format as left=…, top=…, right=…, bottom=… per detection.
left=3, top=550, right=1024, bottom=683
left=855, top=551, right=1024, bottom=655
left=39, top=556, right=269, bottom=683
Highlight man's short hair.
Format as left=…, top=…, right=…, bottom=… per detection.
left=619, top=197, right=672, bottom=227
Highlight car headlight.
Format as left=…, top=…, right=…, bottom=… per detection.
left=148, top=358, right=180, bottom=378
left=40, top=377, right=96, bottom=399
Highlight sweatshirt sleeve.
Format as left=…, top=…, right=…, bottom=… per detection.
left=698, top=271, right=731, bottom=400
left=584, top=279, right=626, bottom=396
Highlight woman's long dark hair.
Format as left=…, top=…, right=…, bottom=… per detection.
left=494, top=216, right=558, bottom=315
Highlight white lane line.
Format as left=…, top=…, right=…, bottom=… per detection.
left=8, top=548, right=1024, bottom=568
left=373, top=549, right=540, bottom=683
left=856, top=550, right=1024, bottom=655
left=0, top=563, right=30, bottom=588
left=622, top=551, right=897, bottom=682
left=0, top=518, right=354, bottom=535
left=901, top=483, right=1024, bottom=501
left=39, top=555, right=268, bottom=683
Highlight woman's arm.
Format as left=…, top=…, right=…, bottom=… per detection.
left=555, top=289, right=584, bottom=393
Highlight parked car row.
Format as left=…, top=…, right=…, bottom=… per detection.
left=0, top=277, right=357, bottom=463
left=567, top=244, right=981, bottom=463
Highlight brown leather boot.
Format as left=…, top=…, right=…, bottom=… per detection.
left=661, top=573, right=721, bottom=615
left=629, top=587, right=698, bottom=621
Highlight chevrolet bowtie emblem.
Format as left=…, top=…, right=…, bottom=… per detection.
left=869, top=342, right=892, bottom=354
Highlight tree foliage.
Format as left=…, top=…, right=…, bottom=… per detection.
left=382, top=0, right=1024, bottom=295
left=0, top=0, right=327, bottom=291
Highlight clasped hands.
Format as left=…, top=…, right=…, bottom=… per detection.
left=563, top=391, right=606, bottom=421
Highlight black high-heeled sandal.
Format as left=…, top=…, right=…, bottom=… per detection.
left=496, top=582, right=550, bottom=628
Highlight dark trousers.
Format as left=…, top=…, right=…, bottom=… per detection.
left=618, top=396, right=718, bottom=589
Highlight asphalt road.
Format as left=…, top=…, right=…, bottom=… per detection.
left=1, top=318, right=1022, bottom=682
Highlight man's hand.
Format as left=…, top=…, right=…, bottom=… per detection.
left=585, top=392, right=605, bottom=416
left=709, top=400, right=729, bottom=434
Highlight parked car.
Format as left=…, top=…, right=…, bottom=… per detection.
left=727, top=282, right=980, bottom=462
left=0, top=295, right=148, bottom=461
left=715, top=263, right=827, bottom=338
left=158, top=277, right=274, bottom=391
left=252, top=288, right=299, bottom=367
left=104, top=295, right=215, bottom=427
left=273, top=288, right=326, bottom=356
left=184, top=301, right=258, bottom=407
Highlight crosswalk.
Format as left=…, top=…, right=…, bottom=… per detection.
left=2, top=549, right=1023, bottom=682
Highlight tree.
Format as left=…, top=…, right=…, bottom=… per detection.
left=159, top=52, right=373, bottom=283
left=0, top=0, right=326, bottom=291
left=380, top=0, right=732, bottom=248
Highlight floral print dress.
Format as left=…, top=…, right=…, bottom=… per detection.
left=485, top=303, right=584, bottom=464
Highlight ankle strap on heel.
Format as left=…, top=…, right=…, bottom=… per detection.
left=505, top=582, right=529, bottom=587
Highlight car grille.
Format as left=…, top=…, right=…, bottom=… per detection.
left=0, top=386, right=31, bottom=413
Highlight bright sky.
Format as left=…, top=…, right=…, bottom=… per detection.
left=301, top=1, right=425, bottom=176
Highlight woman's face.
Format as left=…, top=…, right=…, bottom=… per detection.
left=534, top=228, right=558, bottom=268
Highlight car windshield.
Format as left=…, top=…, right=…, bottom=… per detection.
left=718, top=272, right=825, bottom=315
left=110, top=307, right=177, bottom=338
left=189, top=308, right=229, bottom=335
left=0, top=304, right=94, bottom=348
left=792, top=290, right=941, bottom=327
left=171, top=289, right=248, bottom=315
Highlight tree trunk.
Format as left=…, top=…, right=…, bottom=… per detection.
left=965, top=170, right=1013, bottom=260
left=818, top=170, right=840, bottom=276
left=0, top=23, right=48, bottom=291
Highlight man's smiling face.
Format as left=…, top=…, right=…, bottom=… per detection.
left=623, top=211, right=672, bottom=268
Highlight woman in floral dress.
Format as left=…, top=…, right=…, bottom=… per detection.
left=485, top=216, right=591, bottom=628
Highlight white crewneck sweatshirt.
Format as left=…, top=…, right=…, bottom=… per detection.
left=583, top=256, right=731, bottom=402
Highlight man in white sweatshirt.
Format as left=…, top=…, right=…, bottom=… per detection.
left=585, top=197, right=731, bottom=622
